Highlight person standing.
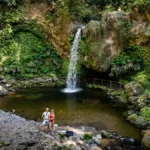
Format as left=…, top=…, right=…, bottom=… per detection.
left=40, top=108, right=50, bottom=131
left=49, top=109, right=55, bottom=134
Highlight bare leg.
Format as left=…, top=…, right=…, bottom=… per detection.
left=49, top=122, right=52, bottom=133
left=51, top=123, right=54, bottom=131
left=47, top=123, right=50, bottom=132
left=40, top=124, right=44, bottom=130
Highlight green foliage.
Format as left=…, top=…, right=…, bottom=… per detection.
left=133, top=0, right=150, bottom=12
left=83, top=134, right=93, bottom=141
left=87, top=0, right=133, bottom=11
left=58, top=146, right=70, bottom=150
left=110, top=45, right=145, bottom=77
left=0, top=23, right=62, bottom=79
left=65, top=0, right=91, bottom=22
left=110, top=53, right=142, bottom=77
left=118, top=21, right=132, bottom=50
left=79, top=36, right=89, bottom=56
left=45, top=0, right=92, bottom=23
left=143, top=47, right=150, bottom=73
left=140, top=107, right=150, bottom=119
left=130, top=71, right=150, bottom=88
left=57, top=133, right=65, bottom=140
left=0, top=0, right=24, bottom=7
left=1, top=6, right=24, bottom=23
left=13, top=22, right=46, bottom=39
left=60, top=59, right=69, bottom=76
left=0, top=24, right=13, bottom=42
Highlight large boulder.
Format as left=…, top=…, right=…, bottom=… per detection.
left=142, top=130, right=150, bottom=149
left=124, top=81, right=144, bottom=97
left=127, top=114, right=146, bottom=127
left=82, top=11, right=128, bottom=72
left=130, top=6, right=150, bottom=45
left=128, top=96, right=138, bottom=105
left=0, top=85, right=8, bottom=96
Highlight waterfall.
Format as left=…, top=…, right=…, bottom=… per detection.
left=62, top=28, right=82, bottom=93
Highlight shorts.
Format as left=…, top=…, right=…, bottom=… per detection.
left=42, top=120, right=49, bottom=126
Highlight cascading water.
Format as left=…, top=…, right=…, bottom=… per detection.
left=62, top=28, right=82, bottom=93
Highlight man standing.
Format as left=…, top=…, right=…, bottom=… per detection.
left=40, top=108, right=50, bottom=131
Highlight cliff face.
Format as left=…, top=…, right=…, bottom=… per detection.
left=129, top=6, right=150, bottom=45
left=0, top=1, right=150, bottom=78
left=22, top=4, right=150, bottom=72
left=24, top=2, right=76, bottom=57
left=82, top=12, right=129, bottom=72
left=80, top=7, right=150, bottom=72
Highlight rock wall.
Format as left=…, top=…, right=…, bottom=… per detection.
left=81, top=12, right=129, bottom=72
left=129, top=6, right=150, bottom=45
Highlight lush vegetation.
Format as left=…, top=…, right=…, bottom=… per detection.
left=0, top=0, right=150, bottom=81
left=0, top=23, right=62, bottom=79
left=110, top=45, right=144, bottom=77
left=0, top=1, right=63, bottom=79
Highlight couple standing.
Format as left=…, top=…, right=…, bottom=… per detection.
left=40, top=108, right=55, bottom=133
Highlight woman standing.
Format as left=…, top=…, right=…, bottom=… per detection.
left=49, top=109, right=55, bottom=134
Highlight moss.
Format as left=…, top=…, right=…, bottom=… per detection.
left=140, top=107, right=150, bottom=119
left=57, top=133, right=65, bottom=140
left=128, top=113, right=138, bottom=119
left=0, top=26, right=62, bottom=79
left=83, top=134, right=93, bottom=141
left=0, top=142, right=10, bottom=148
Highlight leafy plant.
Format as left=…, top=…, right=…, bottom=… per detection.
left=0, top=22, right=62, bottom=79
left=140, top=107, right=150, bottom=119
left=83, top=134, right=93, bottom=141
left=109, top=44, right=145, bottom=77
left=57, top=133, right=65, bottom=140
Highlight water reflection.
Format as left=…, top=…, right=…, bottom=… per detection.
left=65, top=93, right=77, bottom=121
left=0, top=88, right=140, bottom=139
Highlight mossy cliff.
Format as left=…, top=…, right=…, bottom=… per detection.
left=0, top=0, right=150, bottom=78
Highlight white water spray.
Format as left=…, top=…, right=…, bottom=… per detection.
left=62, top=28, right=82, bottom=93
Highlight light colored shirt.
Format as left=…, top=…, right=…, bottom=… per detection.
left=43, top=112, right=50, bottom=120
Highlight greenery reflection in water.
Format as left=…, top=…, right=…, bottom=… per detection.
left=0, top=88, right=140, bottom=139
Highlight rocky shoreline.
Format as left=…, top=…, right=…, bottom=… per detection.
left=0, top=110, right=149, bottom=150
left=1, top=77, right=150, bottom=149
left=0, top=75, right=65, bottom=96
left=88, top=81, right=150, bottom=129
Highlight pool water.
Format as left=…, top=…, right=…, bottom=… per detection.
left=0, top=87, right=140, bottom=139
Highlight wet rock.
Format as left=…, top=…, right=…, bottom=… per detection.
left=127, top=110, right=135, bottom=115
left=0, top=111, right=143, bottom=150
left=52, top=75, right=58, bottom=82
left=142, top=130, right=150, bottom=149
left=87, top=138, right=94, bottom=144
left=82, top=11, right=128, bottom=72
left=118, top=136, right=135, bottom=146
left=127, top=114, right=146, bottom=127
left=36, top=145, right=44, bottom=150
left=100, top=130, right=112, bottom=138
left=93, top=137, right=101, bottom=145
left=124, top=81, right=144, bottom=97
left=0, top=85, right=8, bottom=96
left=1, top=79, right=7, bottom=84
left=27, top=140, right=38, bottom=146
left=70, top=145, right=82, bottom=150
left=90, top=144, right=102, bottom=150
left=69, top=135, right=79, bottom=141
left=128, top=96, right=138, bottom=105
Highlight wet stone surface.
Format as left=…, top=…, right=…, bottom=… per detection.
left=0, top=110, right=144, bottom=150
